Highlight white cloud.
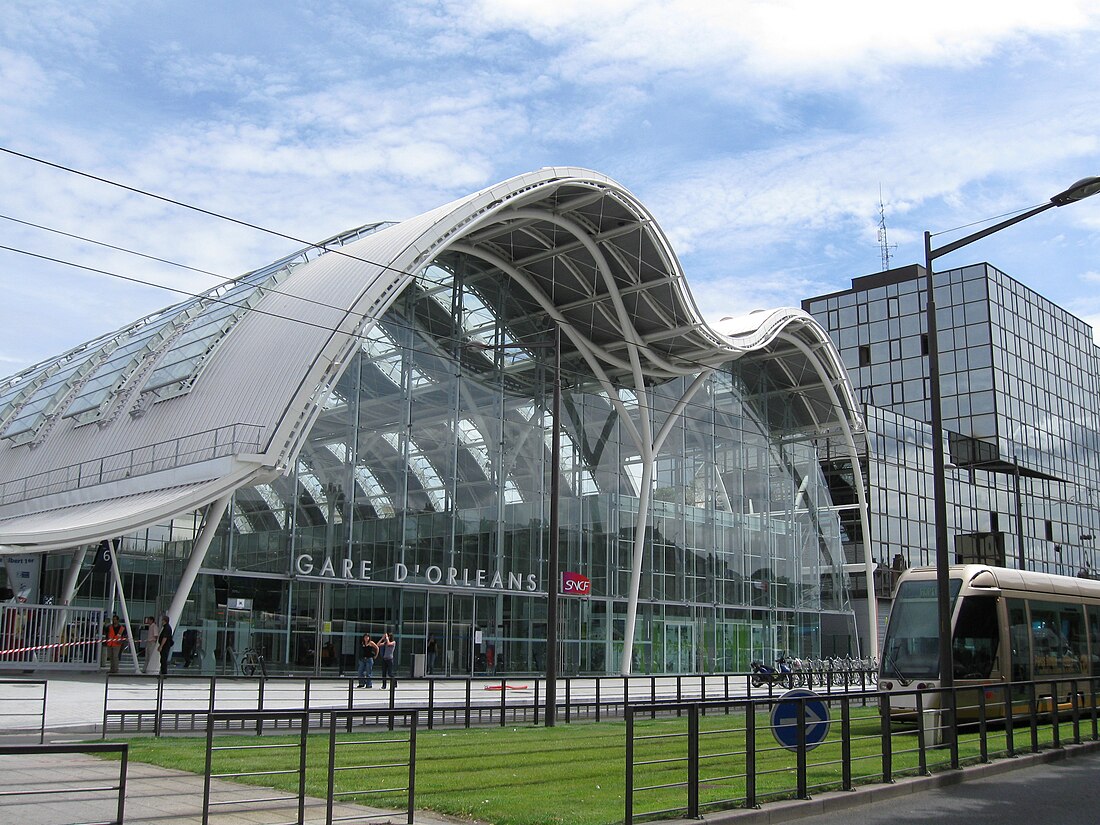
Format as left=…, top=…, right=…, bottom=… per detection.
left=0, top=48, right=53, bottom=106
left=151, top=44, right=272, bottom=96
left=437, top=0, right=1100, bottom=87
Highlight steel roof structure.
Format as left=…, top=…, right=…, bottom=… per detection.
left=0, top=167, right=865, bottom=554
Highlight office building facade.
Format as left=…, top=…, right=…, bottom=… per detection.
left=805, top=263, right=1100, bottom=630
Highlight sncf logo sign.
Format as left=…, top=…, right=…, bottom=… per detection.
left=561, top=571, right=591, bottom=596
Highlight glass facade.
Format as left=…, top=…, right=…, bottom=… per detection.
left=32, top=262, right=857, bottom=676
left=805, top=263, right=1100, bottom=584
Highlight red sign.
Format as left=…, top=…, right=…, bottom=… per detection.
left=561, top=571, right=591, bottom=597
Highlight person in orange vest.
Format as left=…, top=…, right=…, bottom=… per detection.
left=104, top=614, right=126, bottom=674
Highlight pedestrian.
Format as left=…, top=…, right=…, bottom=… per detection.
left=157, top=614, right=174, bottom=676
left=182, top=628, right=199, bottom=667
left=356, top=632, right=378, bottom=688
left=143, top=616, right=158, bottom=675
left=426, top=635, right=437, bottom=675
left=379, top=631, right=396, bottom=688
left=104, top=613, right=126, bottom=674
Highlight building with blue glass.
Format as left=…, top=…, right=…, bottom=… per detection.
left=805, top=263, right=1100, bottom=642
left=0, top=169, right=868, bottom=675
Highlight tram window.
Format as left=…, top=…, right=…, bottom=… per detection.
left=882, top=578, right=961, bottom=679
left=1088, top=606, right=1100, bottom=676
left=951, top=596, right=999, bottom=679
left=1030, top=601, right=1085, bottom=675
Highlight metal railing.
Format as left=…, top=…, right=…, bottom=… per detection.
left=0, top=604, right=104, bottom=670
left=625, top=675, right=1100, bottom=824
left=326, top=709, right=417, bottom=824
left=200, top=709, right=416, bottom=825
left=101, top=669, right=878, bottom=736
left=0, top=421, right=265, bottom=504
left=0, top=678, right=46, bottom=741
left=0, top=742, right=127, bottom=825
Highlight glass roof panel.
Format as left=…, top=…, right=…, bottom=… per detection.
left=139, top=264, right=289, bottom=401
left=382, top=432, right=447, bottom=511
left=62, top=303, right=200, bottom=422
left=0, top=368, right=52, bottom=430
left=2, top=355, right=93, bottom=441
left=254, top=483, right=288, bottom=529
left=136, top=221, right=396, bottom=405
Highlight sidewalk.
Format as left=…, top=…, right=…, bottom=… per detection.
left=0, top=748, right=462, bottom=825
left=0, top=672, right=482, bottom=824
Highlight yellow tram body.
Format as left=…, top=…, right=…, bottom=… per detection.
left=879, top=564, right=1100, bottom=723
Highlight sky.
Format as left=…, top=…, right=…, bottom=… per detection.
left=1, top=0, right=1099, bottom=376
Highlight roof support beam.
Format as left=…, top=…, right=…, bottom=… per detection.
left=166, top=493, right=232, bottom=631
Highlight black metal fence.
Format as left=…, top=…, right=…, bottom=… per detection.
left=0, top=678, right=46, bottom=742
left=200, top=708, right=417, bottom=825
left=0, top=742, right=127, bottom=825
left=625, top=675, right=1100, bottom=824
left=102, top=669, right=876, bottom=736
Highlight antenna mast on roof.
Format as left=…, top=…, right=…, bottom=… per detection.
left=877, top=185, right=897, bottom=271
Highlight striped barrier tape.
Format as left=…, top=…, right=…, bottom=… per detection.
left=0, top=638, right=102, bottom=657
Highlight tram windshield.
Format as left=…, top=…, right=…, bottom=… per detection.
left=881, top=578, right=961, bottom=680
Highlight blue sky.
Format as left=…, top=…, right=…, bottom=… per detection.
left=2, top=1, right=1099, bottom=374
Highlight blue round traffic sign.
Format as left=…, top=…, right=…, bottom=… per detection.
left=770, top=689, right=831, bottom=752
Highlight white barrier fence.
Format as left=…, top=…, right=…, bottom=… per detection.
left=0, top=604, right=105, bottom=670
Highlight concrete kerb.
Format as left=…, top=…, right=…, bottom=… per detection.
left=669, top=738, right=1100, bottom=825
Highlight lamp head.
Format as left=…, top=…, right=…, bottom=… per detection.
left=1051, top=176, right=1100, bottom=206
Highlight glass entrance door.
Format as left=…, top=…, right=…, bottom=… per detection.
left=661, top=622, right=696, bottom=673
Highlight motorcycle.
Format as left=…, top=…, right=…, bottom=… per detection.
left=750, top=656, right=794, bottom=688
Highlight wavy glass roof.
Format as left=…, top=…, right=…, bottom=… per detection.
left=0, top=168, right=860, bottom=551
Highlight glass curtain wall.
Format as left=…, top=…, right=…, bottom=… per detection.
left=152, top=260, right=853, bottom=675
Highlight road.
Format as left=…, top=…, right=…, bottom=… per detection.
left=787, top=748, right=1100, bottom=825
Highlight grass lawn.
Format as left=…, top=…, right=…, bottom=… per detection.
left=113, top=706, right=1075, bottom=825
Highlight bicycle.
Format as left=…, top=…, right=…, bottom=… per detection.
left=237, top=646, right=268, bottom=679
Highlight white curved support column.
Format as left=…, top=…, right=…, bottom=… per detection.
left=619, top=371, right=713, bottom=675
left=166, top=493, right=233, bottom=630
left=779, top=332, right=878, bottom=657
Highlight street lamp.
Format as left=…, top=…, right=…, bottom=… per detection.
left=925, top=176, right=1100, bottom=718
left=466, top=328, right=563, bottom=726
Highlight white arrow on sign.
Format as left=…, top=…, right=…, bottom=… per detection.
left=775, top=703, right=827, bottom=728
left=771, top=689, right=832, bottom=751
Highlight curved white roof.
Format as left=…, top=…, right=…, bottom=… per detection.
left=0, top=167, right=861, bottom=551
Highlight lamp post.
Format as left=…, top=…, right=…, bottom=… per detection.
left=924, top=176, right=1100, bottom=721
left=466, top=328, right=562, bottom=726
left=545, top=326, right=562, bottom=727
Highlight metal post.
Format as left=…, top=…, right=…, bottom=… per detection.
left=545, top=325, right=561, bottom=726
left=925, top=233, right=956, bottom=722
left=1013, top=456, right=1025, bottom=569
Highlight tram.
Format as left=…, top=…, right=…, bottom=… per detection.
left=878, top=564, right=1100, bottom=720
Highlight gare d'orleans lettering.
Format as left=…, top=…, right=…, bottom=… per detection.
left=293, top=554, right=539, bottom=592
